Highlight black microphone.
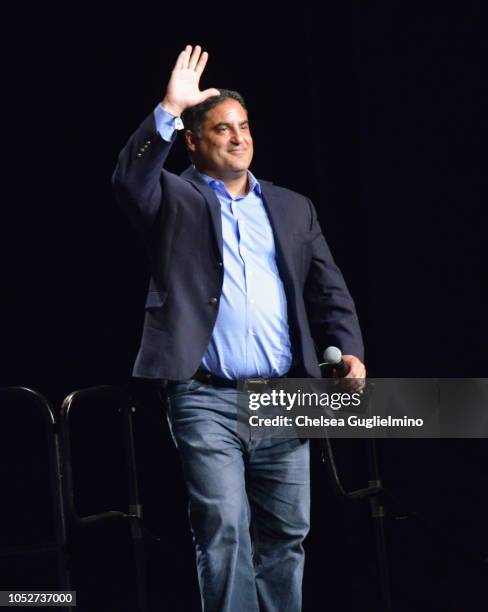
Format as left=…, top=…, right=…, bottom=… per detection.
left=322, top=346, right=350, bottom=378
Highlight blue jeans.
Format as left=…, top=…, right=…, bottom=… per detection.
left=166, top=380, right=310, bottom=612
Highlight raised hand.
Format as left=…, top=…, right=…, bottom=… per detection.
left=161, top=45, right=220, bottom=117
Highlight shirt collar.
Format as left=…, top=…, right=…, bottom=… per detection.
left=196, top=167, right=262, bottom=198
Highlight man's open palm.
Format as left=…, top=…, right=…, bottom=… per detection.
left=162, top=45, right=220, bottom=117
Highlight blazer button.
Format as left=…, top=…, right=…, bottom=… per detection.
left=217, top=261, right=223, bottom=269
left=209, top=297, right=218, bottom=305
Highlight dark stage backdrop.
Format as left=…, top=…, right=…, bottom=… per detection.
left=2, top=5, right=488, bottom=611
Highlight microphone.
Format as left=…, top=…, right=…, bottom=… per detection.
left=322, top=346, right=350, bottom=378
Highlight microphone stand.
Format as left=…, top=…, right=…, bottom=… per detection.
left=319, top=369, right=392, bottom=612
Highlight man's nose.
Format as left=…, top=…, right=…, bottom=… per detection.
left=230, top=129, right=244, bottom=143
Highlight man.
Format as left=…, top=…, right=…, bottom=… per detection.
left=113, top=45, right=365, bottom=612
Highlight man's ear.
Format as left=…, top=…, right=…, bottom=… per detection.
left=185, top=130, right=197, bottom=153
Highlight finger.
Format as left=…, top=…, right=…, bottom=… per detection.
left=352, top=380, right=366, bottom=392
left=182, top=45, right=192, bottom=69
left=195, top=50, right=209, bottom=75
left=189, top=45, right=202, bottom=70
left=355, top=376, right=366, bottom=391
left=343, top=374, right=365, bottom=391
left=345, top=366, right=365, bottom=379
left=175, top=48, right=187, bottom=70
left=200, top=88, right=220, bottom=101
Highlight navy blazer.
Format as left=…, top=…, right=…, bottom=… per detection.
left=112, top=112, right=364, bottom=380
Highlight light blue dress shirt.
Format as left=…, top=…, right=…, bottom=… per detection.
left=154, top=104, right=292, bottom=378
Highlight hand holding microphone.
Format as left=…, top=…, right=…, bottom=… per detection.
left=321, top=346, right=366, bottom=390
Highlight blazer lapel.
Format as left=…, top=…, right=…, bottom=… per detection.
left=260, top=181, right=296, bottom=287
left=179, top=168, right=295, bottom=280
left=180, top=165, right=224, bottom=261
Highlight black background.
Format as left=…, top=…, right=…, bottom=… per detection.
left=2, top=5, right=488, bottom=611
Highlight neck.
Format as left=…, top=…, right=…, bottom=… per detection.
left=222, top=174, right=249, bottom=199
left=197, top=166, right=250, bottom=199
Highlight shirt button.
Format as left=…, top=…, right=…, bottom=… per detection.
left=250, top=299, right=255, bottom=304
left=209, top=297, right=219, bottom=305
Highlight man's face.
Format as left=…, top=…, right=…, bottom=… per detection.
left=186, top=99, right=253, bottom=180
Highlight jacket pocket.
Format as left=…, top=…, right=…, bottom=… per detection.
left=293, top=228, right=319, bottom=243
left=293, top=232, right=314, bottom=282
left=144, top=289, right=168, bottom=310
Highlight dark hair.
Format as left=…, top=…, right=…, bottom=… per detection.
left=182, top=89, right=247, bottom=134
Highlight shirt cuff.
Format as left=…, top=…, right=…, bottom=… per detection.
left=154, top=104, right=185, bottom=142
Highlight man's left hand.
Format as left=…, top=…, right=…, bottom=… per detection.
left=340, top=355, right=366, bottom=391
left=342, top=354, right=366, bottom=379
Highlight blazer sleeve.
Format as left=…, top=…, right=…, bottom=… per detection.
left=303, top=198, right=364, bottom=361
left=112, top=112, right=177, bottom=234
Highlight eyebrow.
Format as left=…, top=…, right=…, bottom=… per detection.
left=213, top=120, right=249, bottom=128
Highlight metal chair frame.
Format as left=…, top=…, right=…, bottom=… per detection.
left=59, top=385, right=149, bottom=612
left=0, top=387, right=71, bottom=602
